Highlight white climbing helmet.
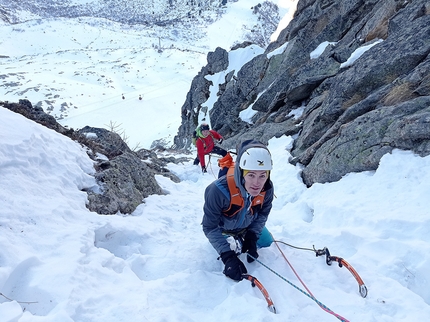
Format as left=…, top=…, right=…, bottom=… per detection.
left=239, top=147, right=273, bottom=171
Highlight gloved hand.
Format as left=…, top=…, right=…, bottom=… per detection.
left=218, top=138, right=223, bottom=144
left=220, top=250, right=247, bottom=281
left=202, top=166, right=207, bottom=173
left=241, top=230, right=259, bottom=263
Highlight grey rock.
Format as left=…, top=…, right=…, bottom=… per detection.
left=174, top=0, right=430, bottom=187
left=173, top=67, right=212, bottom=149
left=301, top=96, right=430, bottom=185
left=78, top=126, right=132, bottom=159
left=87, top=152, right=163, bottom=215
left=207, top=47, right=229, bottom=74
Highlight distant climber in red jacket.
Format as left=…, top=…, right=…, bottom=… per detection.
left=193, top=123, right=227, bottom=174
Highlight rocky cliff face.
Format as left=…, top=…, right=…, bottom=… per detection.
left=174, top=0, right=430, bottom=186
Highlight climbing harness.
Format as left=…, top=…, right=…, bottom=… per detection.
left=224, top=166, right=266, bottom=217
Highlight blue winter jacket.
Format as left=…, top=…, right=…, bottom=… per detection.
left=202, top=140, right=274, bottom=255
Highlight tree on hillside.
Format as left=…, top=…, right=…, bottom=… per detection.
left=243, top=1, right=280, bottom=47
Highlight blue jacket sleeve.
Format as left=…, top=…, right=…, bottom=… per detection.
left=202, top=182, right=232, bottom=255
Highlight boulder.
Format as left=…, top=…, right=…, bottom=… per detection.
left=87, top=152, right=163, bottom=215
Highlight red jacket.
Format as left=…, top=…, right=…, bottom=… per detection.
left=196, top=130, right=223, bottom=167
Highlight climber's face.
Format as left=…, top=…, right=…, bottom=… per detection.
left=243, top=170, right=268, bottom=196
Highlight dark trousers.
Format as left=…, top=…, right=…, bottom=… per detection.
left=194, top=147, right=228, bottom=178
left=194, top=146, right=227, bottom=164
left=212, top=146, right=228, bottom=157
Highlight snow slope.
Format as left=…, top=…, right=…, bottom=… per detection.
left=1, top=105, right=430, bottom=321
left=1, top=1, right=429, bottom=321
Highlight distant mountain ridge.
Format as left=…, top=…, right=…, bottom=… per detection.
left=0, top=0, right=280, bottom=48
left=0, top=0, right=228, bottom=26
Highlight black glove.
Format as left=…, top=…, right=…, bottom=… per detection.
left=220, top=250, right=247, bottom=281
left=193, top=157, right=200, bottom=165
left=241, top=230, right=259, bottom=263
left=218, top=138, right=223, bottom=144
left=202, top=166, right=207, bottom=173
